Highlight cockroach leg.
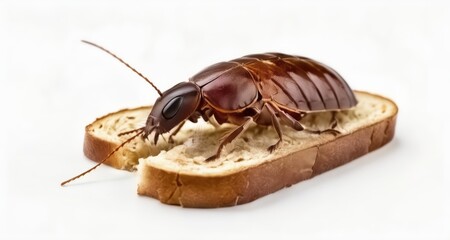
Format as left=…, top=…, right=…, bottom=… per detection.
left=276, top=107, right=340, bottom=136
left=206, top=117, right=253, bottom=161
left=277, top=110, right=305, bottom=131
left=265, top=104, right=283, bottom=153
left=303, top=128, right=340, bottom=136
left=168, top=121, right=186, bottom=144
left=330, top=111, right=338, bottom=129
left=201, top=109, right=220, bottom=128
left=208, top=116, right=221, bottom=129
left=313, top=111, right=340, bottom=135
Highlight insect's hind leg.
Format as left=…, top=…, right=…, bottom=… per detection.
left=277, top=109, right=339, bottom=136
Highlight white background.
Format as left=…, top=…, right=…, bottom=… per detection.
left=1, top=0, right=449, bottom=239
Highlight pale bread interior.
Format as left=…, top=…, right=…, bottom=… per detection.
left=133, top=91, right=396, bottom=176
left=87, top=107, right=155, bottom=170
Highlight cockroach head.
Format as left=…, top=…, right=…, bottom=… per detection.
left=143, top=82, right=201, bottom=141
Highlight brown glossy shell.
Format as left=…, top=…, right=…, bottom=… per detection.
left=190, top=53, right=357, bottom=113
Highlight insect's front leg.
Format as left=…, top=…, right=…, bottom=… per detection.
left=168, top=121, right=186, bottom=144
left=201, top=108, right=221, bottom=129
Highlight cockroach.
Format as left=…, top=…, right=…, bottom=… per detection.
left=61, top=41, right=357, bottom=186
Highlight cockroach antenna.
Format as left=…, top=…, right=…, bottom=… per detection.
left=61, top=128, right=145, bottom=186
left=81, top=40, right=163, bottom=96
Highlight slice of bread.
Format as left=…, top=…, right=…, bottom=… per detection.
left=83, top=91, right=398, bottom=208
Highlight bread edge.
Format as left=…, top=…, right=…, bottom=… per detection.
left=136, top=91, right=398, bottom=208
left=83, top=106, right=151, bottom=171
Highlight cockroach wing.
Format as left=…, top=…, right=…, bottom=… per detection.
left=245, top=59, right=316, bottom=112
left=199, top=66, right=258, bottom=112
left=244, top=53, right=357, bottom=112
left=189, top=62, right=239, bottom=87
left=280, top=56, right=357, bottom=110
left=190, top=53, right=357, bottom=114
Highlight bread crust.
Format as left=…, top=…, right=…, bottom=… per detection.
left=137, top=111, right=396, bottom=208
left=83, top=91, right=397, bottom=208
left=83, top=106, right=151, bottom=170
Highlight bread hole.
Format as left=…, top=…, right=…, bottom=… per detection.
left=234, top=157, right=244, bottom=162
left=127, top=116, right=136, bottom=120
left=99, top=124, right=103, bottom=129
